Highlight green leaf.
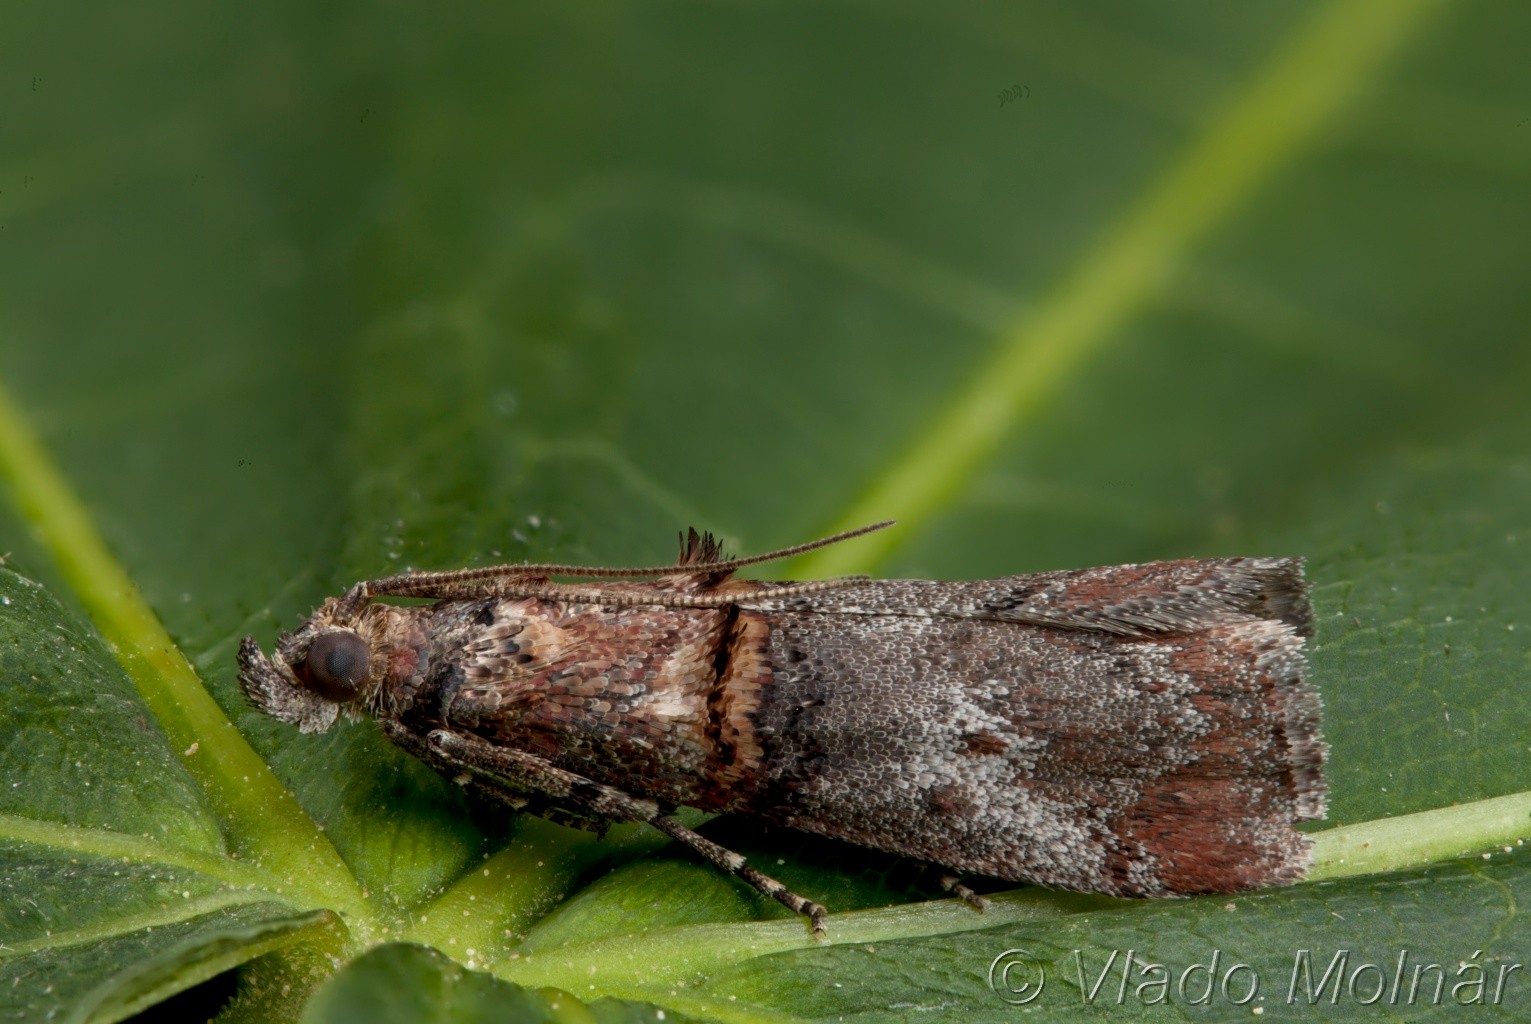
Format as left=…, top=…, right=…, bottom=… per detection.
left=299, top=945, right=577, bottom=1024
left=4, top=0, right=1531, bottom=1020
left=301, top=944, right=706, bottom=1024
left=0, top=568, right=343, bottom=1022
left=10, top=904, right=337, bottom=1024
left=0, top=572, right=219, bottom=851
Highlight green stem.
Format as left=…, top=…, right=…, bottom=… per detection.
left=0, top=379, right=370, bottom=924
left=402, top=817, right=612, bottom=964
left=1309, top=790, right=1531, bottom=881
left=791, top=0, right=1451, bottom=576
left=492, top=888, right=1092, bottom=994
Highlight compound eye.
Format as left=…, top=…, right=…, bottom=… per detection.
left=302, top=631, right=371, bottom=702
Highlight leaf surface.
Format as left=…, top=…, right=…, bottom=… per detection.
left=3, top=0, right=1529, bottom=1019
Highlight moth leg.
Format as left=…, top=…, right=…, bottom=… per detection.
left=422, top=726, right=830, bottom=937
left=936, top=872, right=990, bottom=913
left=468, top=774, right=612, bottom=835
left=644, top=814, right=830, bottom=938
left=379, top=721, right=608, bottom=833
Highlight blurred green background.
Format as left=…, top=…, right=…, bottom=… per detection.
left=3, top=0, right=1530, bottom=1020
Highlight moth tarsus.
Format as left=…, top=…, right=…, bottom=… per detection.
left=239, top=523, right=1327, bottom=936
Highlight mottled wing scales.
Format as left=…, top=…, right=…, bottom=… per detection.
left=743, top=605, right=1326, bottom=897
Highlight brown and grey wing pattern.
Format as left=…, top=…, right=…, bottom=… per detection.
left=740, top=561, right=1325, bottom=897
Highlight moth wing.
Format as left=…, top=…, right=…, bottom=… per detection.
left=742, top=557, right=1311, bottom=636
left=740, top=608, right=1325, bottom=897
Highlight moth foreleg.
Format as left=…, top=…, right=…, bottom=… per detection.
left=379, top=721, right=608, bottom=833
left=382, top=719, right=476, bottom=779
left=421, top=727, right=829, bottom=937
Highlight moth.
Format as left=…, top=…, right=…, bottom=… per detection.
left=239, top=522, right=1327, bottom=935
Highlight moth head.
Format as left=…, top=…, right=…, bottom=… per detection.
left=238, top=618, right=378, bottom=733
